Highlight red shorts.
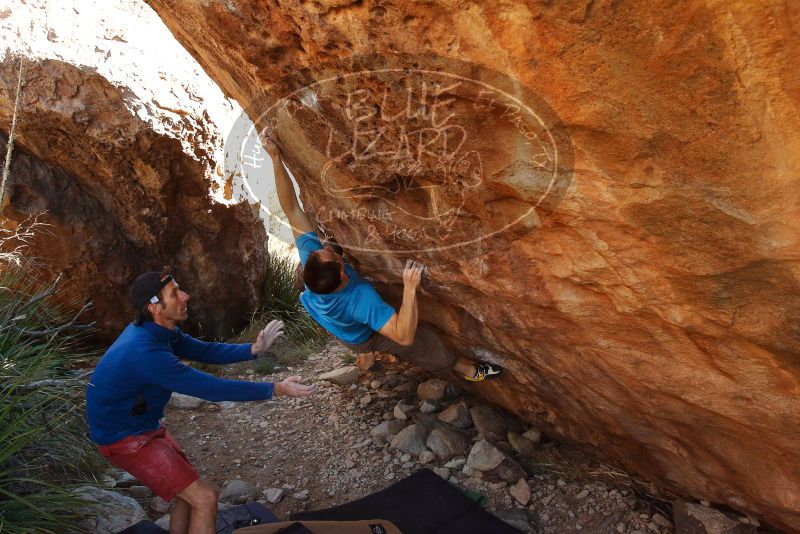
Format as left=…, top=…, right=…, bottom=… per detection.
left=98, top=427, right=199, bottom=502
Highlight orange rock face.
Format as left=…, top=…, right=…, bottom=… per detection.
left=144, top=1, right=800, bottom=529
left=0, top=58, right=267, bottom=339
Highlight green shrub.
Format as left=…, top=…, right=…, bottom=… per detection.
left=258, top=247, right=327, bottom=353
left=0, top=255, right=102, bottom=532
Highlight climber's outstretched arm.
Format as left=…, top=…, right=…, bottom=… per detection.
left=260, top=132, right=314, bottom=238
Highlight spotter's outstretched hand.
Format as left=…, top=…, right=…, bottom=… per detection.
left=251, top=320, right=284, bottom=355
left=275, top=375, right=317, bottom=398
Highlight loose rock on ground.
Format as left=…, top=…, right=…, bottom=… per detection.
left=97, top=339, right=765, bottom=534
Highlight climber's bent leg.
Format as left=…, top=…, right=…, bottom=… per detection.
left=342, top=327, right=502, bottom=381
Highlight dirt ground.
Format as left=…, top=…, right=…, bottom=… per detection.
left=144, top=338, right=692, bottom=534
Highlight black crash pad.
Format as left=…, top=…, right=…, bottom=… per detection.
left=290, top=468, right=524, bottom=534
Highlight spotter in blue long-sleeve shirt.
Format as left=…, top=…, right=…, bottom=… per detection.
left=85, top=270, right=316, bottom=525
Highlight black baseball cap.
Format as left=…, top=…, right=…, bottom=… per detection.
left=129, top=272, right=174, bottom=308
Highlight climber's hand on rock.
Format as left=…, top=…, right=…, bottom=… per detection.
left=259, top=129, right=281, bottom=160
left=403, top=260, right=426, bottom=292
left=275, top=376, right=317, bottom=398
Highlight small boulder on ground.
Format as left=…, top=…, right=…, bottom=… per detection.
left=168, top=393, right=206, bottom=410
left=417, top=378, right=460, bottom=403
left=74, top=486, right=148, bottom=534
left=393, top=401, right=414, bottom=420
left=219, top=479, right=259, bottom=504
left=433, top=467, right=450, bottom=479
left=263, top=488, right=284, bottom=504
left=419, top=450, right=436, bottom=464
left=392, top=382, right=415, bottom=396
left=466, top=439, right=525, bottom=483
left=355, top=352, right=377, bottom=371
left=122, top=485, right=153, bottom=499
left=673, top=501, right=756, bottom=534
left=507, top=432, right=536, bottom=456
left=409, top=409, right=440, bottom=427
left=106, top=468, right=138, bottom=488
left=510, top=478, right=531, bottom=506
left=318, top=366, right=360, bottom=386
left=444, top=457, right=466, bottom=469
left=438, top=402, right=473, bottom=429
left=522, top=427, right=542, bottom=444
left=371, top=419, right=407, bottom=446
left=150, top=496, right=171, bottom=514
left=494, top=459, right=527, bottom=484
left=426, top=425, right=472, bottom=461
left=390, top=424, right=429, bottom=456
left=469, top=405, right=520, bottom=442
left=466, top=439, right=505, bottom=471
left=419, top=400, right=440, bottom=413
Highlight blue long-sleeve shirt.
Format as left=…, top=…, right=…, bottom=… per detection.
left=86, top=321, right=274, bottom=445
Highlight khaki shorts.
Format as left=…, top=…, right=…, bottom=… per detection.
left=342, top=326, right=456, bottom=373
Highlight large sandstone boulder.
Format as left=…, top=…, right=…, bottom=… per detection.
left=151, top=1, right=800, bottom=530
left=0, top=57, right=267, bottom=339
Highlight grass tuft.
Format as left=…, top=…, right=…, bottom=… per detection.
left=257, top=247, right=327, bottom=355
left=219, top=248, right=328, bottom=378
left=0, top=231, right=102, bottom=532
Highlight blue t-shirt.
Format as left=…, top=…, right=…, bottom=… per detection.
left=297, top=232, right=395, bottom=344
left=86, top=322, right=273, bottom=445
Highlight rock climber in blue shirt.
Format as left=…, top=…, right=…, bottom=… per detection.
left=260, top=132, right=502, bottom=382
left=86, top=271, right=316, bottom=534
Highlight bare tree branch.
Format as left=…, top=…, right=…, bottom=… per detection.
left=5, top=300, right=95, bottom=337
left=0, top=57, right=26, bottom=208
left=20, top=371, right=92, bottom=390
left=0, top=272, right=63, bottom=328
left=13, top=273, right=63, bottom=316
left=0, top=216, right=42, bottom=266
left=0, top=272, right=95, bottom=337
